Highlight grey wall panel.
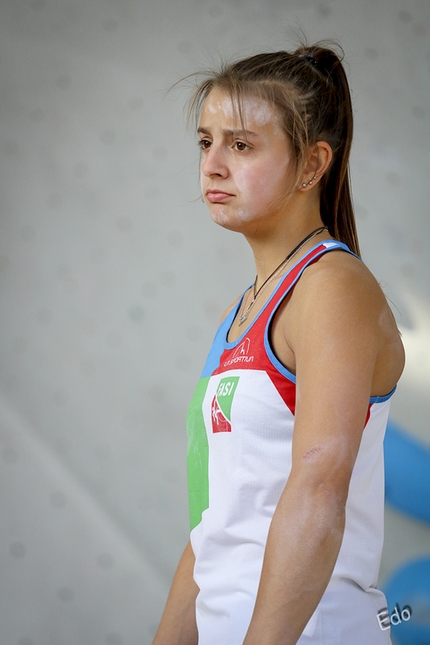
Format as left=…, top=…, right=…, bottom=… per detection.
left=0, top=0, right=429, bottom=643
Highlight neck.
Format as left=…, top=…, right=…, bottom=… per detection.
left=243, top=186, right=327, bottom=286
left=249, top=219, right=327, bottom=288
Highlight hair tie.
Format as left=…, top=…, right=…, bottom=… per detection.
left=299, top=54, right=318, bottom=67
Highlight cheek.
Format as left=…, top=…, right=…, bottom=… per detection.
left=266, top=154, right=292, bottom=191
left=233, top=167, right=259, bottom=221
left=235, top=158, right=291, bottom=219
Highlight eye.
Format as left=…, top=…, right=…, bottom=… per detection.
left=198, top=138, right=211, bottom=150
left=234, top=140, right=250, bottom=152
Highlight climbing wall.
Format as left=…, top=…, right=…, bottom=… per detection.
left=0, top=1, right=429, bottom=643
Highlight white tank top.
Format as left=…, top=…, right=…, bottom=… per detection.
left=186, top=241, right=394, bottom=644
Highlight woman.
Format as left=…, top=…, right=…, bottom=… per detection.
left=152, top=42, right=405, bottom=645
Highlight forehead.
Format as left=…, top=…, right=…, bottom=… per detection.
left=200, top=88, right=282, bottom=129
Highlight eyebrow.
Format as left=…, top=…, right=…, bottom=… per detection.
left=197, top=126, right=258, bottom=139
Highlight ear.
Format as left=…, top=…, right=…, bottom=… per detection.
left=300, top=141, right=333, bottom=190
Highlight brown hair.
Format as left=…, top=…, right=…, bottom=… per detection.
left=187, top=41, right=360, bottom=256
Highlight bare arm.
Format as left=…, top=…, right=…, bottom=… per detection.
left=243, top=472, right=347, bottom=645
left=152, top=541, right=199, bottom=645
left=243, top=256, right=403, bottom=645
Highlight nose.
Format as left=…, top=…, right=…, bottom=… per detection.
left=201, top=144, right=229, bottom=179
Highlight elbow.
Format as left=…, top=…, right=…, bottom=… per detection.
left=288, top=469, right=350, bottom=531
left=315, top=481, right=348, bottom=524
left=299, top=483, right=348, bottom=544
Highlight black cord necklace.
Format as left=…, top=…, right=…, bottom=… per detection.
left=238, top=225, right=328, bottom=326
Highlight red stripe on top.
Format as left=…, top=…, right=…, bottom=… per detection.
left=213, top=244, right=332, bottom=415
left=364, top=404, right=372, bottom=428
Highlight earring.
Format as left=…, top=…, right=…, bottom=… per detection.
left=302, top=175, right=317, bottom=188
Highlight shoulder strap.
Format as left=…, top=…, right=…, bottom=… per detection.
left=257, top=240, right=357, bottom=328
left=200, top=240, right=355, bottom=377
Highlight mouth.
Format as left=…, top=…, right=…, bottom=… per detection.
left=205, top=189, right=234, bottom=203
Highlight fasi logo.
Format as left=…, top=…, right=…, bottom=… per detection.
left=211, top=376, right=240, bottom=433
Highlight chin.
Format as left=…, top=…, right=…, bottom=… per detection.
left=209, top=212, right=246, bottom=233
left=208, top=204, right=255, bottom=232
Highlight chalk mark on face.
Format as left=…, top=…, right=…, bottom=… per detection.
left=199, top=88, right=293, bottom=230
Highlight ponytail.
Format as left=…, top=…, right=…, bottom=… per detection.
left=302, top=44, right=360, bottom=255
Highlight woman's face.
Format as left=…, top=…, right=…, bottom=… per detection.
left=198, top=88, right=295, bottom=233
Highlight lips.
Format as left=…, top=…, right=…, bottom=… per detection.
left=205, top=189, right=234, bottom=203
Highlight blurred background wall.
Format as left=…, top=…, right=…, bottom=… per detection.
left=0, top=0, right=429, bottom=643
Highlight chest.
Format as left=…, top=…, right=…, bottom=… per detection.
left=227, top=288, right=297, bottom=378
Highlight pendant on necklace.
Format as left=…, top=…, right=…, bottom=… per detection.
left=236, top=226, right=328, bottom=329
left=238, top=312, right=248, bottom=326
left=238, top=296, right=255, bottom=326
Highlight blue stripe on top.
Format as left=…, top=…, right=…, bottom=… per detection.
left=200, top=240, right=354, bottom=379
left=264, top=240, right=355, bottom=383
left=199, top=302, right=241, bottom=378
left=369, top=388, right=396, bottom=403
left=199, top=239, right=396, bottom=403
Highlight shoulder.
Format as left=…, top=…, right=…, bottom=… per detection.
left=291, top=248, right=387, bottom=320
left=283, top=247, right=398, bottom=361
left=284, top=247, right=404, bottom=392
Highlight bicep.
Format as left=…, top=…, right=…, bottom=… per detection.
left=287, top=264, right=380, bottom=492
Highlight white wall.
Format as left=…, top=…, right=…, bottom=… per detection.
left=0, top=0, right=429, bottom=643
